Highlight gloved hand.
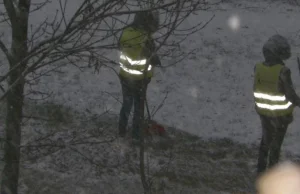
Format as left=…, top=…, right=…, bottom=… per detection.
left=150, top=54, right=162, bottom=67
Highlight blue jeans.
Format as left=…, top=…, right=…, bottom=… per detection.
left=118, top=76, right=150, bottom=139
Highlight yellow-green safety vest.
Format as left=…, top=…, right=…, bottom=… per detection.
left=253, top=63, right=294, bottom=117
left=119, top=27, right=153, bottom=80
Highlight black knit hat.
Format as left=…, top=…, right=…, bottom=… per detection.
left=133, top=11, right=159, bottom=33
left=263, top=34, right=291, bottom=61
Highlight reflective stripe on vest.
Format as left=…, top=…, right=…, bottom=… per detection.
left=254, top=92, right=292, bottom=110
left=119, top=52, right=152, bottom=75
left=120, top=53, right=147, bottom=65
left=119, top=62, right=152, bottom=75
left=254, top=92, right=286, bottom=101
left=255, top=101, right=292, bottom=110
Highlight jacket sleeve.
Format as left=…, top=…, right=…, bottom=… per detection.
left=144, top=37, right=161, bottom=67
left=280, top=67, right=300, bottom=107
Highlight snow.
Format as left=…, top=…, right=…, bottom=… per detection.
left=227, top=14, right=240, bottom=31
left=1, top=0, right=300, bottom=193
left=28, top=0, right=300, bottom=153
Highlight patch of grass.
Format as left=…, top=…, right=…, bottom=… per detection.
left=21, top=168, right=73, bottom=194
left=148, top=128, right=257, bottom=193
left=32, top=102, right=74, bottom=127
left=1, top=100, right=75, bottom=128
left=154, top=171, right=200, bottom=187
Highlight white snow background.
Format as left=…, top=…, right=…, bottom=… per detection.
left=1, top=0, right=300, bottom=193
left=25, top=0, right=300, bottom=153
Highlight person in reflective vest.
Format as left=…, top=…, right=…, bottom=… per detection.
left=118, top=11, right=161, bottom=140
left=253, top=34, right=300, bottom=175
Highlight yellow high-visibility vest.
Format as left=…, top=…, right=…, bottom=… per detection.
left=119, top=27, right=153, bottom=80
left=253, top=63, right=294, bottom=117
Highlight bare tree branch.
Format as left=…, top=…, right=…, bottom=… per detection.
left=0, top=0, right=218, bottom=193
left=0, top=36, right=11, bottom=63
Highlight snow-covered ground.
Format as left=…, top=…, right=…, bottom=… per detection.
left=1, top=0, right=300, bottom=193
left=31, top=0, right=300, bottom=154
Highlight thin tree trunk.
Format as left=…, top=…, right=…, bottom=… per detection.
left=139, top=80, right=149, bottom=193
left=139, top=64, right=151, bottom=194
left=1, top=1, right=30, bottom=193
left=1, top=80, right=24, bottom=194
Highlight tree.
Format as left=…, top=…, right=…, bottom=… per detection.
left=1, top=1, right=30, bottom=193
left=0, top=0, right=214, bottom=193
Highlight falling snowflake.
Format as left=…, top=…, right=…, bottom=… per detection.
left=228, top=15, right=240, bottom=31
left=189, top=87, right=198, bottom=98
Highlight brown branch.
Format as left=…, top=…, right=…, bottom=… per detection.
left=22, top=115, right=54, bottom=122
left=30, top=0, right=51, bottom=13
left=0, top=37, right=11, bottom=63
left=151, top=91, right=169, bottom=116
left=0, top=0, right=176, bottom=85
left=58, top=0, right=68, bottom=29
left=0, top=0, right=216, bottom=104
left=0, top=84, right=5, bottom=93
left=20, top=138, right=116, bottom=148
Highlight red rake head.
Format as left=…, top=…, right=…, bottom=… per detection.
left=146, top=122, right=166, bottom=136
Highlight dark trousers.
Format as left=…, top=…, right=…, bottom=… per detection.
left=118, top=76, right=150, bottom=139
left=257, top=114, right=292, bottom=174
